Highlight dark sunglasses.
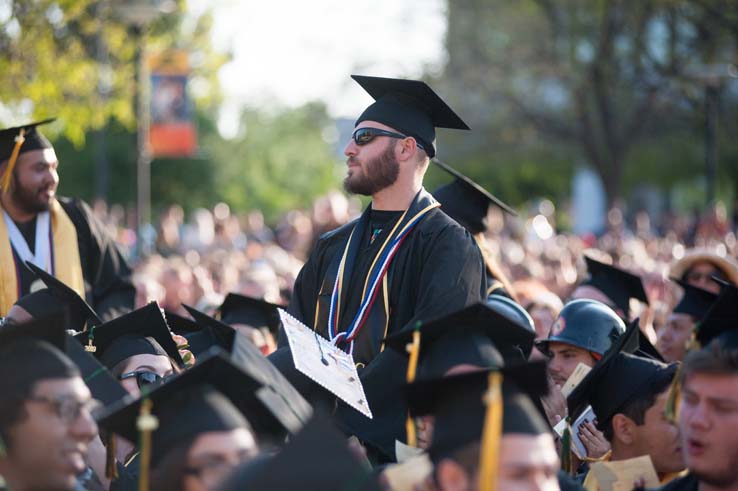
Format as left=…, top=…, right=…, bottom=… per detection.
left=351, top=127, right=425, bottom=150
left=119, top=370, right=164, bottom=389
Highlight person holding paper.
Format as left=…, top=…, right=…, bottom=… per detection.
left=269, top=76, right=486, bottom=462
left=566, top=320, right=684, bottom=490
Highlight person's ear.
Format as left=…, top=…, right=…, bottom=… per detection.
left=436, top=458, right=470, bottom=491
left=611, top=413, right=635, bottom=446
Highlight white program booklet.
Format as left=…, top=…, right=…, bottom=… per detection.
left=279, top=308, right=373, bottom=419
left=553, top=405, right=596, bottom=458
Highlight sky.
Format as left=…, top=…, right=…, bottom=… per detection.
left=186, top=0, right=447, bottom=135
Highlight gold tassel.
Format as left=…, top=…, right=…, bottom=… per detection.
left=105, top=434, right=119, bottom=479
left=479, top=371, right=503, bottom=491
left=405, top=324, right=422, bottom=447
left=1, top=129, right=25, bottom=193
left=666, top=333, right=699, bottom=423
left=137, top=398, right=159, bottom=491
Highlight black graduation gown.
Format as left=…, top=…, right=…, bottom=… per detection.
left=269, top=188, right=486, bottom=461
left=11, top=197, right=134, bottom=321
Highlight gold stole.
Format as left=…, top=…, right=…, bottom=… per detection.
left=0, top=199, right=85, bottom=314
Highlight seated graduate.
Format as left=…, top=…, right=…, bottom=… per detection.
left=566, top=320, right=683, bottom=489
left=0, top=315, right=98, bottom=491
left=570, top=256, right=649, bottom=322
left=656, top=280, right=717, bottom=363
left=383, top=301, right=536, bottom=454
left=215, top=293, right=280, bottom=355
left=216, top=412, right=380, bottom=491
left=407, top=362, right=560, bottom=491
left=652, top=283, right=738, bottom=491
left=96, top=350, right=304, bottom=491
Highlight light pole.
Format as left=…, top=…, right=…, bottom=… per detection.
left=115, top=0, right=176, bottom=257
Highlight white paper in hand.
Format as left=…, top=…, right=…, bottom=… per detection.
left=279, top=309, right=373, bottom=419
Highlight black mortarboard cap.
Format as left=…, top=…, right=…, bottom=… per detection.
left=97, top=354, right=253, bottom=466
left=25, top=261, right=102, bottom=329
left=217, top=411, right=380, bottom=491
left=164, top=310, right=220, bottom=356
left=407, top=362, right=550, bottom=462
left=182, top=304, right=237, bottom=351
left=75, top=302, right=184, bottom=370
left=567, top=319, right=677, bottom=428
left=352, top=75, right=469, bottom=158
left=65, top=335, right=128, bottom=407
left=0, top=314, right=79, bottom=397
left=0, top=118, right=55, bottom=163
left=183, top=305, right=313, bottom=433
left=0, top=311, right=68, bottom=351
left=672, top=278, right=719, bottom=321
left=97, top=350, right=297, bottom=463
left=384, top=302, right=535, bottom=379
left=582, top=256, right=649, bottom=318
left=694, top=281, right=738, bottom=348
left=432, top=159, right=516, bottom=235
left=218, top=293, right=282, bottom=337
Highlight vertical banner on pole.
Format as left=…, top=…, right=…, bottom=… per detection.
left=148, top=50, right=197, bottom=157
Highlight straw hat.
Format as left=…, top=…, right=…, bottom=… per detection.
left=670, top=248, right=738, bottom=286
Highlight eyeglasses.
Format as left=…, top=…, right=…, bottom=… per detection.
left=119, top=370, right=165, bottom=389
left=27, top=394, right=102, bottom=425
left=351, top=127, right=425, bottom=150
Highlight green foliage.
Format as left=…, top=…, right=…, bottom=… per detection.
left=210, top=102, right=342, bottom=221
left=438, top=0, right=738, bottom=205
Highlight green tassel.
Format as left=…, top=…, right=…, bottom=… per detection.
left=0, top=434, right=7, bottom=458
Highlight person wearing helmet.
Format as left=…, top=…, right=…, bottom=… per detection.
left=536, top=299, right=626, bottom=460
left=536, top=299, right=626, bottom=387
left=486, top=293, right=537, bottom=360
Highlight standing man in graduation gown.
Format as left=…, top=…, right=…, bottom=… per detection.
left=0, top=119, right=134, bottom=320
left=270, top=75, right=486, bottom=460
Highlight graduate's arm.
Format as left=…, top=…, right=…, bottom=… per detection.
left=282, top=239, right=325, bottom=346
left=61, top=198, right=135, bottom=321
left=411, top=223, right=486, bottom=323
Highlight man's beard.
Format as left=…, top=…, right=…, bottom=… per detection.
left=11, top=174, right=53, bottom=214
left=343, top=140, right=400, bottom=196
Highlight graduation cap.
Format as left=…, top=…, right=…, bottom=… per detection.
left=75, top=302, right=184, bottom=370
left=182, top=305, right=313, bottom=431
left=672, top=278, right=719, bottom=321
left=582, top=256, right=649, bottom=319
left=352, top=75, right=469, bottom=158
left=217, top=411, right=380, bottom=491
left=407, top=361, right=550, bottom=475
left=0, top=314, right=79, bottom=401
left=164, top=309, right=220, bottom=356
left=432, top=159, right=516, bottom=236
left=24, top=261, right=102, bottom=330
left=181, top=304, right=238, bottom=352
left=217, top=293, right=282, bottom=338
left=567, top=318, right=677, bottom=428
left=0, top=118, right=55, bottom=192
left=693, top=281, right=738, bottom=349
left=65, top=336, right=128, bottom=407
left=384, top=302, right=535, bottom=380
left=97, top=350, right=300, bottom=465
left=0, top=311, right=68, bottom=352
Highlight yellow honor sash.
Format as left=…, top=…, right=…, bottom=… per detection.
left=0, top=199, right=85, bottom=314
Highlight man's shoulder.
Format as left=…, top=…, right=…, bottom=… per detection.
left=418, top=206, right=475, bottom=240
left=56, top=196, right=92, bottom=220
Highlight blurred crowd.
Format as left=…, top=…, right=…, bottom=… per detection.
left=91, top=193, right=738, bottom=335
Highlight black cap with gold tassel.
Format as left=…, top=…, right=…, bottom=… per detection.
left=0, top=119, right=55, bottom=193
left=405, top=362, right=550, bottom=475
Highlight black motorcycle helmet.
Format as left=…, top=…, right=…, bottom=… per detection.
left=535, top=299, right=625, bottom=357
